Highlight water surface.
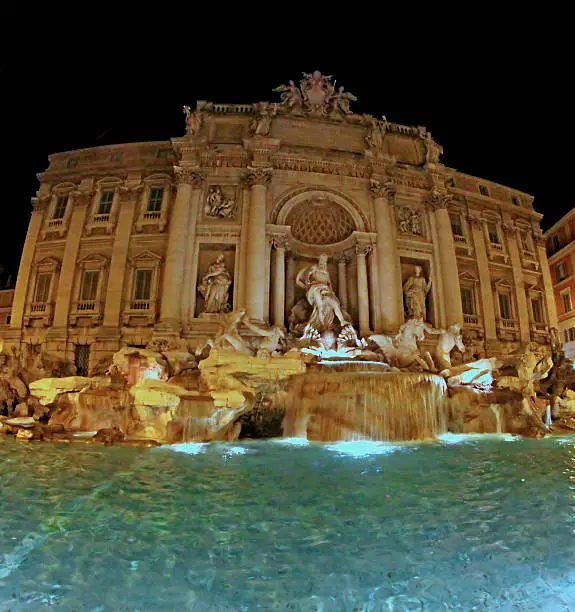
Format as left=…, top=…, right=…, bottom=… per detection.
left=1, top=435, right=575, bottom=610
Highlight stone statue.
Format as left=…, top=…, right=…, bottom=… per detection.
left=205, top=186, right=235, bottom=219
left=421, top=131, right=443, bottom=165
left=250, top=103, right=277, bottom=136
left=369, top=319, right=435, bottom=371
left=434, top=323, right=466, bottom=371
left=183, top=105, right=203, bottom=137
left=198, top=254, right=231, bottom=314
left=273, top=80, right=303, bottom=113
left=288, top=298, right=312, bottom=337
left=296, top=254, right=351, bottom=336
left=328, top=86, right=357, bottom=116
left=365, top=116, right=386, bottom=152
left=403, top=266, right=432, bottom=321
left=411, top=210, right=423, bottom=236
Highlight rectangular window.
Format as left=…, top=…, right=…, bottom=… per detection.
left=34, top=273, right=51, bottom=303
left=557, top=261, right=567, bottom=281
left=147, top=188, right=164, bottom=212
left=134, top=269, right=153, bottom=300
left=53, top=195, right=68, bottom=219
left=498, top=293, right=512, bottom=320
left=98, top=191, right=114, bottom=215
left=5, top=315, right=10, bottom=325
left=488, top=223, right=500, bottom=244
left=479, top=185, right=489, bottom=196
left=531, top=297, right=544, bottom=324
left=562, top=292, right=572, bottom=314
left=552, top=235, right=561, bottom=253
left=461, top=287, right=475, bottom=315
left=80, top=271, right=99, bottom=301
left=450, top=214, right=464, bottom=236
left=569, top=327, right=575, bottom=343
left=512, top=196, right=520, bottom=206
left=75, top=344, right=90, bottom=377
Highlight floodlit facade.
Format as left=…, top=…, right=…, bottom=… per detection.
left=1, top=72, right=558, bottom=375
left=545, top=210, right=575, bottom=358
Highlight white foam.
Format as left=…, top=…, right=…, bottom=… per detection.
left=272, top=437, right=310, bottom=447
left=162, top=442, right=208, bottom=455
left=324, top=440, right=402, bottom=457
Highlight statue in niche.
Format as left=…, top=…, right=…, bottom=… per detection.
left=250, top=103, right=277, bottom=136
left=183, top=105, right=203, bottom=137
left=434, top=323, right=466, bottom=371
left=296, top=254, right=351, bottom=336
left=205, top=186, right=236, bottom=219
left=198, top=254, right=231, bottom=314
left=403, top=265, right=432, bottom=321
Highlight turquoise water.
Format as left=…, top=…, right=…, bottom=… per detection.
left=1, top=436, right=575, bottom=610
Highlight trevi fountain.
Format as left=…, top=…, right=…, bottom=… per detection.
left=2, top=72, right=575, bottom=609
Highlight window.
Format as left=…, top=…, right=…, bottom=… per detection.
left=97, top=191, right=114, bottom=215
left=557, top=261, right=568, bottom=281
left=488, top=223, right=500, bottom=244
left=53, top=195, right=68, bottom=219
left=498, top=293, right=512, bottom=320
left=80, top=271, right=99, bottom=301
left=552, top=235, right=561, bottom=253
left=461, top=287, right=475, bottom=315
left=147, top=188, right=164, bottom=212
left=520, top=232, right=531, bottom=252
left=565, top=327, right=575, bottom=343
left=67, top=158, right=78, bottom=168
left=512, top=196, right=520, bottom=206
left=450, top=214, right=464, bottom=237
left=75, top=344, right=90, bottom=377
left=134, top=269, right=153, bottom=300
left=5, top=315, right=10, bottom=325
left=34, top=273, right=51, bottom=303
left=479, top=185, right=489, bottom=196
left=563, top=292, right=572, bottom=314
left=531, top=297, right=544, bottom=324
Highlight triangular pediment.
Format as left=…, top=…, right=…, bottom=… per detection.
left=459, top=270, right=479, bottom=284
left=493, top=277, right=514, bottom=290
left=130, top=250, right=163, bottom=263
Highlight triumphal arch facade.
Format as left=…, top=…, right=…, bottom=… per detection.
left=2, top=71, right=557, bottom=373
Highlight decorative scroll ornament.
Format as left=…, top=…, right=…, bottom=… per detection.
left=369, top=179, right=395, bottom=200
left=205, top=186, right=236, bottom=219
left=31, top=195, right=51, bottom=211
left=250, top=102, right=277, bottom=136
left=245, top=166, right=273, bottom=186
left=425, top=189, right=451, bottom=210
left=397, top=207, right=424, bottom=236
left=120, top=184, right=144, bottom=202
left=274, top=71, right=357, bottom=119
left=71, top=189, right=94, bottom=206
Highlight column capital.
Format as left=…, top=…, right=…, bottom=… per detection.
left=244, top=166, right=273, bottom=187
left=270, top=234, right=289, bottom=250
left=355, top=244, right=372, bottom=257
left=425, top=189, right=452, bottom=210
left=501, top=221, right=518, bottom=235
left=369, top=178, right=395, bottom=200
left=174, top=166, right=205, bottom=188
left=337, top=254, right=350, bottom=265
left=31, top=195, right=50, bottom=211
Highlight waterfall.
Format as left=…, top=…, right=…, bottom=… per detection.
left=489, top=404, right=503, bottom=434
left=545, top=403, right=552, bottom=429
left=282, top=363, right=448, bottom=441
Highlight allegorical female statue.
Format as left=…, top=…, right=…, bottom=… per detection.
left=403, top=265, right=432, bottom=321
left=296, top=254, right=350, bottom=334
left=198, top=254, right=231, bottom=314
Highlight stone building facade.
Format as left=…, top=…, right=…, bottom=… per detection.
left=545, top=210, right=575, bottom=358
left=2, top=72, right=558, bottom=374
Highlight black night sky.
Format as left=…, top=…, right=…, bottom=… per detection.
left=1, top=36, right=571, bottom=283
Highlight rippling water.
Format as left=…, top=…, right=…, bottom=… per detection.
left=1, top=436, right=575, bottom=610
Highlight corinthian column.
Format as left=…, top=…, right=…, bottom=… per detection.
left=271, top=236, right=287, bottom=328
left=337, top=255, right=349, bottom=311
left=535, top=232, right=559, bottom=329
left=427, top=190, right=463, bottom=326
left=504, top=222, right=531, bottom=343
left=181, top=172, right=205, bottom=325
left=356, top=244, right=371, bottom=336
left=158, top=166, right=197, bottom=329
left=244, top=166, right=272, bottom=321
left=370, top=179, right=402, bottom=332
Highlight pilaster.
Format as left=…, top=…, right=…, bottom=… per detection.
left=504, top=222, right=531, bottom=343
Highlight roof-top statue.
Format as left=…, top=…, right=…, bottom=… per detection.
left=274, top=71, right=357, bottom=119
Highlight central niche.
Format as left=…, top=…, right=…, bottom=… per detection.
left=287, top=196, right=355, bottom=245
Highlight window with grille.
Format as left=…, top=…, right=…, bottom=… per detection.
left=147, top=188, right=164, bottom=212
left=80, top=271, right=99, bottom=301
left=98, top=191, right=114, bottom=215
left=562, top=292, right=572, bottom=314
left=450, top=214, right=464, bottom=236
left=498, top=293, right=512, bottom=320
left=53, top=195, right=68, bottom=219
left=34, top=273, right=51, bottom=303
left=488, top=224, right=500, bottom=244
left=134, top=269, right=152, bottom=300
left=531, top=297, right=544, bottom=323
left=461, top=287, right=475, bottom=315
left=557, top=262, right=568, bottom=281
